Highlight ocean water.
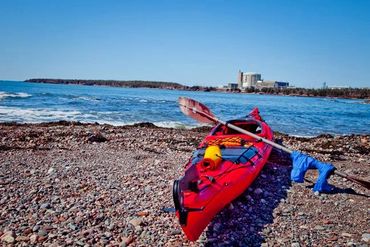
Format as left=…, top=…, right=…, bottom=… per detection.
left=0, top=80, right=369, bottom=136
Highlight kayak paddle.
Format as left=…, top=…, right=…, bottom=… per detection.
left=178, top=97, right=370, bottom=191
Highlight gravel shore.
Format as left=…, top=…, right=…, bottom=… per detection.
left=0, top=122, right=369, bottom=246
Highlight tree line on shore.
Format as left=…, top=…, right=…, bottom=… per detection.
left=25, top=78, right=185, bottom=89
left=241, top=87, right=370, bottom=99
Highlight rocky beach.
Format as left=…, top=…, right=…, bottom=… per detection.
left=0, top=122, right=369, bottom=246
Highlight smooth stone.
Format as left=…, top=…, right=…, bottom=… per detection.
left=129, top=218, right=142, bottom=227
left=213, top=223, right=222, bottom=232
left=30, top=234, right=38, bottom=243
left=76, top=240, right=85, bottom=246
left=170, top=230, right=181, bottom=235
left=38, top=229, right=48, bottom=237
left=314, top=225, right=325, bottom=230
left=40, top=203, right=51, bottom=209
left=341, top=232, right=352, bottom=237
left=1, top=233, right=15, bottom=244
left=254, top=188, right=263, bottom=195
left=33, top=225, right=40, bottom=232
left=68, top=223, right=77, bottom=231
left=16, top=236, right=29, bottom=242
left=362, top=233, right=370, bottom=242
left=47, top=167, right=56, bottom=175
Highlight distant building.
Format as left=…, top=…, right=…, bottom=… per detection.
left=255, top=80, right=289, bottom=89
left=244, top=73, right=261, bottom=87
left=227, top=83, right=239, bottom=90
left=237, top=70, right=243, bottom=88
left=275, top=81, right=289, bottom=88
left=237, top=70, right=261, bottom=88
left=236, top=70, right=289, bottom=89
left=255, top=80, right=275, bottom=88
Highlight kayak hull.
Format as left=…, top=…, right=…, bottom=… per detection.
left=173, top=108, right=273, bottom=241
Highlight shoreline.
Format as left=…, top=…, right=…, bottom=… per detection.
left=1, top=121, right=369, bottom=245
left=1, top=120, right=369, bottom=138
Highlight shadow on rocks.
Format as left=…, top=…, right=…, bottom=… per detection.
left=205, top=148, right=292, bottom=247
left=304, top=183, right=370, bottom=198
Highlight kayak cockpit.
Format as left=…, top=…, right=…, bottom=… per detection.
left=191, top=146, right=260, bottom=165
left=210, top=119, right=263, bottom=136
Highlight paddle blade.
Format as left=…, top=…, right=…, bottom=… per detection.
left=178, top=97, right=217, bottom=124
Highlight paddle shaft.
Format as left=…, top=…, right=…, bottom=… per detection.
left=223, top=120, right=293, bottom=154
left=181, top=101, right=370, bottom=187
left=183, top=102, right=293, bottom=153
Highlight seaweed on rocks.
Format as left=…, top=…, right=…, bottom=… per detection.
left=131, top=122, right=158, bottom=128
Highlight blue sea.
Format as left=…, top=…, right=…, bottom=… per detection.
left=0, top=80, right=369, bottom=136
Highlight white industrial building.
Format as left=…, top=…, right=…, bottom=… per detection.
left=237, top=70, right=289, bottom=89
left=237, top=70, right=261, bottom=88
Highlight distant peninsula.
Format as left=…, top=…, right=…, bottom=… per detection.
left=25, top=78, right=218, bottom=92
left=25, top=78, right=187, bottom=90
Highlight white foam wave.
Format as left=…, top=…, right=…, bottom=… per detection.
left=153, top=121, right=202, bottom=129
left=0, top=106, right=82, bottom=123
left=0, top=91, right=32, bottom=100
left=76, top=96, right=100, bottom=102
left=0, top=105, right=204, bottom=130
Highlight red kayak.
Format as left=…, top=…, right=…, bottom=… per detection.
left=173, top=108, right=274, bottom=241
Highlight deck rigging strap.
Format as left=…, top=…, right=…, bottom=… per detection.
left=205, top=136, right=251, bottom=147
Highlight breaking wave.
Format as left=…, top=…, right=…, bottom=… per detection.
left=0, top=106, right=82, bottom=123
left=153, top=121, right=199, bottom=129
left=0, top=92, right=32, bottom=100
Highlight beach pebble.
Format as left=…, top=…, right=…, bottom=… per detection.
left=213, top=223, right=222, bottom=232
left=129, top=218, right=142, bottom=228
left=30, top=234, right=38, bottom=243
left=362, top=233, right=370, bottom=242
left=33, top=225, right=40, bottom=232
left=47, top=167, right=56, bottom=175
left=40, top=202, right=51, bottom=209
left=16, top=235, right=29, bottom=242
left=254, top=188, right=263, bottom=195
left=341, top=232, right=353, bottom=237
left=1, top=231, right=15, bottom=244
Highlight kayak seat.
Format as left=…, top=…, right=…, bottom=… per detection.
left=224, top=124, right=262, bottom=135
left=211, top=120, right=263, bottom=136
left=192, top=146, right=258, bottom=165
left=222, top=146, right=258, bottom=164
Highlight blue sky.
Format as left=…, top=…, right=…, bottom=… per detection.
left=0, top=0, right=369, bottom=88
